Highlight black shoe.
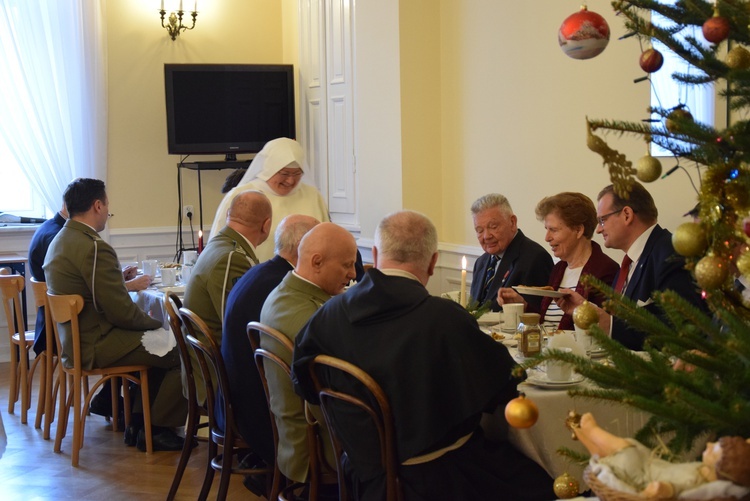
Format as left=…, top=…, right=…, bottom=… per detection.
left=137, top=427, right=197, bottom=452
left=242, top=474, right=268, bottom=497
left=124, top=424, right=141, bottom=446
left=90, top=393, right=124, bottom=419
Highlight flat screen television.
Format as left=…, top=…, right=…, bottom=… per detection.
left=164, top=63, right=295, bottom=158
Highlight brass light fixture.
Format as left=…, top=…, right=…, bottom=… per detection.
left=160, top=1, right=198, bottom=41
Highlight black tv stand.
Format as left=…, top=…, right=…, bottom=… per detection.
left=177, top=159, right=252, bottom=258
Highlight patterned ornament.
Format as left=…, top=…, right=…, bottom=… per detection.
left=558, top=6, right=610, bottom=60
left=505, top=393, right=539, bottom=429
left=666, top=108, right=694, bottom=133
left=672, top=222, right=708, bottom=257
left=695, top=255, right=729, bottom=289
left=554, top=472, right=580, bottom=499
left=636, top=154, right=662, bottom=182
left=573, top=300, right=599, bottom=329
left=702, top=12, right=731, bottom=44
left=639, top=48, right=664, bottom=73
left=727, top=45, right=750, bottom=70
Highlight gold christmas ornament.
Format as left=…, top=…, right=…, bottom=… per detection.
left=672, top=222, right=708, bottom=257
left=504, top=393, right=539, bottom=429
left=636, top=154, right=662, bottom=182
left=726, top=45, right=750, bottom=70
left=737, top=251, right=750, bottom=278
left=553, top=472, right=580, bottom=499
left=695, top=255, right=729, bottom=289
left=573, top=300, right=599, bottom=329
left=666, top=108, right=694, bottom=133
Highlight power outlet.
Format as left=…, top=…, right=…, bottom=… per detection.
left=183, top=205, right=194, bottom=219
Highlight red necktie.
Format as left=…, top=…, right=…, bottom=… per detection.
left=614, top=254, right=632, bottom=294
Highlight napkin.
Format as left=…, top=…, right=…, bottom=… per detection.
left=141, top=327, right=176, bottom=357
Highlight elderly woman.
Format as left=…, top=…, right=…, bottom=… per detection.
left=497, top=192, right=618, bottom=330
left=209, top=138, right=330, bottom=262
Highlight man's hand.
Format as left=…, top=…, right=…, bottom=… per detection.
left=126, top=274, right=151, bottom=292
left=497, top=287, right=525, bottom=307
left=122, top=265, right=138, bottom=281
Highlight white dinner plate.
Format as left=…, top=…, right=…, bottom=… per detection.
left=155, top=284, right=186, bottom=294
left=477, top=312, right=501, bottom=325
left=524, top=373, right=584, bottom=389
left=512, top=286, right=568, bottom=298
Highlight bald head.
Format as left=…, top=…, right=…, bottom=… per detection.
left=226, top=190, right=273, bottom=246
left=296, top=222, right=358, bottom=296
left=274, top=214, right=320, bottom=265
left=374, top=211, right=438, bottom=285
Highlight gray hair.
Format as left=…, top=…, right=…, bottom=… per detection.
left=274, top=215, right=320, bottom=254
left=375, top=211, right=437, bottom=269
left=470, top=193, right=513, bottom=217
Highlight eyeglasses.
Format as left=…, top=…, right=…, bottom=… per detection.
left=597, top=209, right=622, bottom=227
left=107, top=213, right=114, bottom=218
left=277, top=170, right=303, bottom=178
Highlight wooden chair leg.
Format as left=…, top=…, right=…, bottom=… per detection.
left=54, top=372, right=69, bottom=453
left=198, top=436, right=218, bottom=501
left=43, top=355, right=57, bottom=440
left=19, top=344, right=30, bottom=424
left=167, top=398, right=200, bottom=500
left=72, top=373, right=83, bottom=467
left=7, top=344, right=19, bottom=415
left=111, top=378, right=120, bottom=432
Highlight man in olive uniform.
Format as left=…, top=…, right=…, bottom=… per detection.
left=44, top=178, right=188, bottom=451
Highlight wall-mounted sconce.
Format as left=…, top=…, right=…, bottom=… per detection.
left=160, top=1, right=198, bottom=41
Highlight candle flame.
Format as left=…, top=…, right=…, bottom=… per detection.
left=461, top=255, right=467, bottom=270
left=199, top=230, right=203, bottom=238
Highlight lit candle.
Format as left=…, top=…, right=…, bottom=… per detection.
left=460, top=256, right=467, bottom=307
left=198, top=230, right=203, bottom=254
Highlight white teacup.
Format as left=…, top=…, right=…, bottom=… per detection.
left=182, top=250, right=198, bottom=267
left=502, top=303, right=525, bottom=332
left=142, top=259, right=159, bottom=278
left=574, top=325, right=594, bottom=357
left=161, top=267, right=177, bottom=287
left=546, top=346, right=573, bottom=382
left=181, top=264, right=193, bottom=284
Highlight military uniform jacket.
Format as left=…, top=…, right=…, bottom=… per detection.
left=43, top=219, right=161, bottom=370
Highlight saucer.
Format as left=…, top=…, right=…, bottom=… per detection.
left=525, top=373, right=584, bottom=389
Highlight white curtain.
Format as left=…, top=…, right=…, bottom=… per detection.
left=0, top=0, right=107, bottom=212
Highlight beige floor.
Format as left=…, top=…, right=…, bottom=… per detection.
left=0, top=361, right=262, bottom=500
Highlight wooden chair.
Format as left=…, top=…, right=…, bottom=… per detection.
left=164, top=292, right=210, bottom=501
left=179, top=306, right=272, bottom=501
left=0, top=274, right=41, bottom=425
left=29, top=278, right=58, bottom=439
left=308, top=354, right=403, bottom=501
left=46, top=292, right=153, bottom=466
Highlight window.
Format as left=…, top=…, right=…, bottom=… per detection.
left=650, top=1, right=715, bottom=156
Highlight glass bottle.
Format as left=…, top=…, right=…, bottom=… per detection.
left=518, top=313, right=546, bottom=358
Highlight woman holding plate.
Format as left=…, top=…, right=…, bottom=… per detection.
left=497, top=192, right=618, bottom=330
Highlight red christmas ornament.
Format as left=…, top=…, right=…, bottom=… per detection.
left=639, top=48, right=664, bottom=73
left=702, top=13, right=731, bottom=44
left=558, top=6, right=610, bottom=60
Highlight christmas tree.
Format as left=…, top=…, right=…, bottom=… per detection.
left=530, top=0, right=750, bottom=460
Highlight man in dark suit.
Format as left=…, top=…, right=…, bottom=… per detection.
left=469, top=193, right=553, bottom=311
left=558, top=182, right=704, bottom=350
left=219, top=214, right=319, bottom=468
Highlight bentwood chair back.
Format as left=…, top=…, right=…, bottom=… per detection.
left=46, top=292, right=153, bottom=466
left=164, top=292, right=210, bottom=501
left=0, top=274, right=40, bottom=425
left=247, top=321, right=339, bottom=501
left=179, top=306, right=271, bottom=501
left=308, top=354, right=403, bottom=501
left=29, top=278, right=57, bottom=438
